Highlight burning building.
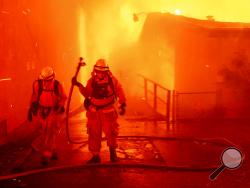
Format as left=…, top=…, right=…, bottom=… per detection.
left=136, top=12, right=250, bottom=119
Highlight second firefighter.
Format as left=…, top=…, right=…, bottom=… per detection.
left=72, top=58, right=126, bottom=163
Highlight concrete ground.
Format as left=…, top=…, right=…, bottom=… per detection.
left=0, top=97, right=249, bottom=187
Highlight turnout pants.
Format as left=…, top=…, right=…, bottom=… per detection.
left=32, top=108, right=61, bottom=158
left=86, top=108, right=119, bottom=154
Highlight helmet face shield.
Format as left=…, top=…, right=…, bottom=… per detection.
left=93, top=70, right=108, bottom=81
left=39, top=66, right=55, bottom=80
left=94, top=65, right=109, bottom=72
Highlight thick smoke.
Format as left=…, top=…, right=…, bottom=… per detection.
left=218, top=52, right=250, bottom=117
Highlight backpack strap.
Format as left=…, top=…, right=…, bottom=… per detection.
left=36, top=79, right=60, bottom=104
left=108, top=75, right=116, bottom=100
left=54, top=80, right=60, bottom=96
left=37, top=79, right=43, bottom=103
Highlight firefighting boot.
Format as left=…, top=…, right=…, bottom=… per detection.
left=40, top=157, right=49, bottom=166
left=86, top=155, right=101, bottom=164
left=41, top=151, right=51, bottom=166
left=109, top=148, right=118, bottom=162
left=51, top=151, right=58, bottom=161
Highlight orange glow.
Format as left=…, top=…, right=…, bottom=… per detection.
left=129, top=0, right=250, bottom=22
left=78, top=8, right=89, bottom=85
left=119, top=4, right=143, bottom=43
left=174, top=9, right=182, bottom=15
left=78, top=0, right=250, bottom=96
left=78, top=9, right=87, bottom=61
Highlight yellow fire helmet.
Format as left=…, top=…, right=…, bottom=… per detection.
left=39, top=66, right=55, bottom=80
left=94, top=59, right=109, bottom=72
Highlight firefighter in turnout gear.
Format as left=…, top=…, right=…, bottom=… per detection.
left=28, top=66, right=67, bottom=165
left=72, top=59, right=126, bottom=163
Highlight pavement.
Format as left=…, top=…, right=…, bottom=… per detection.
left=0, top=97, right=249, bottom=187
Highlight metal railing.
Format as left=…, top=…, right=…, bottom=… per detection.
left=0, top=119, right=7, bottom=138
left=138, top=74, right=171, bottom=125
left=173, top=91, right=218, bottom=121
left=138, top=74, right=219, bottom=123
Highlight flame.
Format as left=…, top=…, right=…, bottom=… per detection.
left=174, top=9, right=182, bottom=15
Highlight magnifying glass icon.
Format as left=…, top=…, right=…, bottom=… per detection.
left=209, top=147, right=243, bottom=181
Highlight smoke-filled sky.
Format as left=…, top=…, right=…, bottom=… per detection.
left=122, top=0, right=250, bottom=22
left=78, top=0, right=250, bottom=86
left=80, top=0, right=250, bottom=61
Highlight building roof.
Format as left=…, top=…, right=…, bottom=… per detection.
left=146, top=12, right=250, bottom=30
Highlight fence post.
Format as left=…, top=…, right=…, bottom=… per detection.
left=153, top=83, right=157, bottom=111
left=172, top=90, right=176, bottom=123
left=0, top=119, right=7, bottom=139
left=166, top=90, right=171, bottom=126
left=144, top=78, right=148, bottom=103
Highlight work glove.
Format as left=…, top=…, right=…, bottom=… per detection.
left=58, top=106, right=65, bottom=114
left=54, top=104, right=65, bottom=114
left=28, top=108, right=33, bottom=122
left=119, top=102, right=126, bottom=115
left=84, top=98, right=91, bottom=110
left=30, top=102, right=39, bottom=116
left=71, top=76, right=82, bottom=87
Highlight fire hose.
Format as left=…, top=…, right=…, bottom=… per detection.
left=65, top=57, right=86, bottom=144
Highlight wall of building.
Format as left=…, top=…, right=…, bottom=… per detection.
left=0, top=0, right=81, bottom=132
left=175, top=24, right=250, bottom=118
